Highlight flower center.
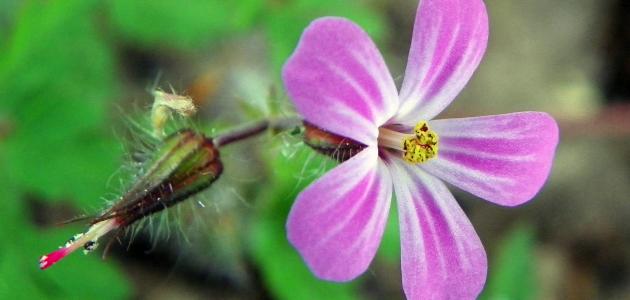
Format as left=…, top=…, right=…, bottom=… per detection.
left=378, top=121, right=439, bottom=164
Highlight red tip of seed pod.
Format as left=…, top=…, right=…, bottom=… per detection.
left=39, top=248, right=69, bottom=270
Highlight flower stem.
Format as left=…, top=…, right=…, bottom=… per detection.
left=213, top=116, right=303, bottom=148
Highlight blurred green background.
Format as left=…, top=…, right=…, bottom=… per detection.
left=0, top=0, right=628, bottom=299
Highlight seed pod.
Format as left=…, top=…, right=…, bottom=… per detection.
left=40, top=129, right=222, bottom=270
left=94, top=129, right=223, bottom=226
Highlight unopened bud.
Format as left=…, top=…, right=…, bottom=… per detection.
left=40, top=129, right=222, bottom=269
left=96, top=129, right=222, bottom=226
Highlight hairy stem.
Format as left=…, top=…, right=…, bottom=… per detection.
left=213, top=116, right=303, bottom=148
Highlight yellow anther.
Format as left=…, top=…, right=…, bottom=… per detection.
left=414, top=121, right=429, bottom=136
left=426, top=131, right=439, bottom=144
left=402, top=121, right=439, bottom=164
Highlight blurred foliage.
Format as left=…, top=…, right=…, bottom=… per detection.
left=0, top=0, right=121, bottom=204
left=107, top=0, right=264, bottom=50
left=480, top=225, right=537, bottom=300
left=0, top=170, right=130, bottom=299
left=263, top=0, right=386, bottom=73
left=0, top=0, right=129, bottom=298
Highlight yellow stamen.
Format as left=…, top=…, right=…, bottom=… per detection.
left=402, top=121, right=439, bottom=164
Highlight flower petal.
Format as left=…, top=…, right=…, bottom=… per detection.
left=287, top=147, right=392, bottom=281
left=388, top=158, right=487, bottom=299
left=422, top=112, right=559, bottom=206
left=283, top=17, right=399, bottom=146
left=395, top=0, right=489, bottom=123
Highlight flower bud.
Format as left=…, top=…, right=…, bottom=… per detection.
left=40, top=129, right=222, bottom=270
left=96, top=129, right=223, bottom=226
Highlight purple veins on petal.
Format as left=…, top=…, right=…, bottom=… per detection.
left=389, top=158, right=487, bottom=299
left=421, top=112, right=559, bottom=206
left=397, top=0, right=489, bottom=123
left=282, top=17, right=398, bottom=146
left=287, top=147, right=392, bottom=281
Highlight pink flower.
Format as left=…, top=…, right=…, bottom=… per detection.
left=282, top=0, right=558, bottom=299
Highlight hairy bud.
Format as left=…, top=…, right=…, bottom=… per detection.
left=40, top=129, right=222, bottom=270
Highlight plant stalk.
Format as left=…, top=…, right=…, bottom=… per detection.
left=213, top=116, right=303, bottom=148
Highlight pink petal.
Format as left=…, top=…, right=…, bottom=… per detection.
left=287, top=147, right=392, bottom=281
left=283, top=17, right=399, bottom=146
left=422, top=112, right=559, bottom=206
left=395, top=0, right=489, bottom=124
left=388, top=158, right=487, bottom=299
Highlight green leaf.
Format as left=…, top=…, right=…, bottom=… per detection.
left=249, top=147, right=359, bottom=300
left=107, top=0, right=264, bottom=50
left=0, top=0, right=20, bottom=44
left=0, top=174, right=130, bottom=300
left=0, top=226, right=131, bottom=300
left=480, top=225, right=537, bottom=300
left=0, top=0, right=123, bottom=205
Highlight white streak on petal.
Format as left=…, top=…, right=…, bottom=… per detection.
left=423, top=112, right=559, bottom=206
left=287, top=147, right=393, bottom=281
left=388, top=156, right=487, bottom=299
